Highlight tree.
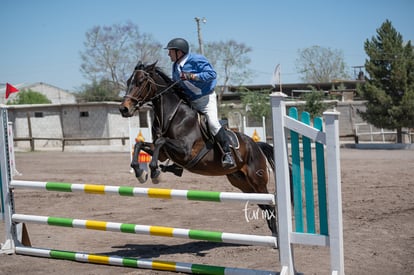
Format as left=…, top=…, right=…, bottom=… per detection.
left=358, top=20, right=414, bottom=143
left=7, top=89, right=51, bottom=104
left=240, top=88, right=270, bottom=121
left=76, top=79, right=121, bottom=102
left=296, top=46, right=351, bottom=82
left=204, top=40, right=253, bottom=103
left=299, top=88, right=329, bottom=119
left=80, top=21, right=167, bottom=97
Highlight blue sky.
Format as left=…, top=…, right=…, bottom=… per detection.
left=1, top=0, right=413, bottom=91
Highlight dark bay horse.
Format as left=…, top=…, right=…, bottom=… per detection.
left=119, top=62, right=278, bottom=234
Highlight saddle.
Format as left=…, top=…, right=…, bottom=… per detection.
left=182, top=113, right=241, bottom=170
left=197, top=113, right=240, bottom=150
left=178, top=93, right=240, bottom=150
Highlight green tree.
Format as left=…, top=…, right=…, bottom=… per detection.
left=358, top=20, right=414, bottom=143
left=296, top=46, right=351, bottom=82
left=240, top=89, right=270, bottom=121
left=7, top=89, right=51, bottom=104
left=76, top=79, right=121, bottom=102
left=299, top=88, right=329, bottom=119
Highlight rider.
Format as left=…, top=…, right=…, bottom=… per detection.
left=164, top=38, right=235, bottom=168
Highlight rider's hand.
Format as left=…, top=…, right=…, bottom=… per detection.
left=180, top=72, right=198, bottom=81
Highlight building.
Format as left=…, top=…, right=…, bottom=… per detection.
left=6, top=102, right=139, bottom=151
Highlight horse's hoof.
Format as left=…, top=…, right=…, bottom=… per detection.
left=151, top=177, right=161, bottom=184
left=151, top=172, right=162, bottom=184
left=151, top=169, right=162, bottom=184
left=137, top=170, right=148, bottom=184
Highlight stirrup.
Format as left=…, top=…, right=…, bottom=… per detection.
left=222, top=152, right=235, bottom=168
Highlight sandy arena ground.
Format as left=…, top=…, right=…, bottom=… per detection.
left=1, top=148, right=413, bottom=274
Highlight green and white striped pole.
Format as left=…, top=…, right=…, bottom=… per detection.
left=11, top=180, right=275, bottom=205
left=16, top=246, right=278, bottom=275
left=13, top=214, right=277, bottom=248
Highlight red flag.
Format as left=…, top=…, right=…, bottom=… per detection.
left=5, top=83, right=19, bottom=99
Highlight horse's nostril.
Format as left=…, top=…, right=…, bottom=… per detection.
left=119, top=106, right=128, bottom=115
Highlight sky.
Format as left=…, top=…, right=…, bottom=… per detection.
left=1, top=0, right=413, bottom=92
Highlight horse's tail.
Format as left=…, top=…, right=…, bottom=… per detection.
left=256, top=142, right=275, bottom=170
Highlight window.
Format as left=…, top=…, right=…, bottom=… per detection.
left=80, top=111, right=89, bottom=117
left=34, top=112, right=44, bottom=118
left=139, top=111, right=148, bottom=127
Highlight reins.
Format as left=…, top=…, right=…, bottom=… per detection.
left=150, top=79, right=180, bottom=102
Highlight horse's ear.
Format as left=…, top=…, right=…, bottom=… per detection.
left=135, top=61, right=143, bottom=70
left=147, top=61, right=158, bottom=71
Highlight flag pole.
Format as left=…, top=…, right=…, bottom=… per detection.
left=271, top=64, right=281, bottom=92
left=279, top=66, right=282, bottom=92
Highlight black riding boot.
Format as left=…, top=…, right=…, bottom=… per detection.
left=215, top=127, right=236, bottom=168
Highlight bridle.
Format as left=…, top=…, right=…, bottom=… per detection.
left=123, top=69, right=180, bottom=110
left=123, top=69, right=157, bottom=107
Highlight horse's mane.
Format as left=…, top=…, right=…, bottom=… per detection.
left=154, top=66, right=183, bottom=93
left=134, top=62, right=183, bottom=94
left=134, top=62, right=171, bottom=82
left=154, top=67, right=172, bottom=83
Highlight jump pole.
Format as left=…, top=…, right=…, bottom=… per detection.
left=12, top=214, right=277, bottom=248
left=16, top=246, right=278, bottom=275
left=10, top=180, right=275, bottom=205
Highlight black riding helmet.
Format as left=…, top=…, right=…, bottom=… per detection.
left=164, top=38, right=189, bottom=54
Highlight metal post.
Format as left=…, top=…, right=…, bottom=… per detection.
left=194, top=17, right=206, bottom=55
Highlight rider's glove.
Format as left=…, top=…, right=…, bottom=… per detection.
left=180, top=72, right=198, bottom=81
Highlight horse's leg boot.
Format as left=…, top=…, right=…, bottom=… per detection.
left=160, top=163, right=184, bottom=177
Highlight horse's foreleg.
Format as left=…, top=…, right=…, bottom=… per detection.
left=149, top=137, right=166, bottom=179
left=130, top=142, right=148, bottom=183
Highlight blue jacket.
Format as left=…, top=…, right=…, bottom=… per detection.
left=172, top=53, right=217, bottom=101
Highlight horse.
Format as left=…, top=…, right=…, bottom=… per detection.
left=119, top=62, right=279, bottom=235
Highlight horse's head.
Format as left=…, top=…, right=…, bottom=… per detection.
left=119, top=61, right=162, bottom=117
